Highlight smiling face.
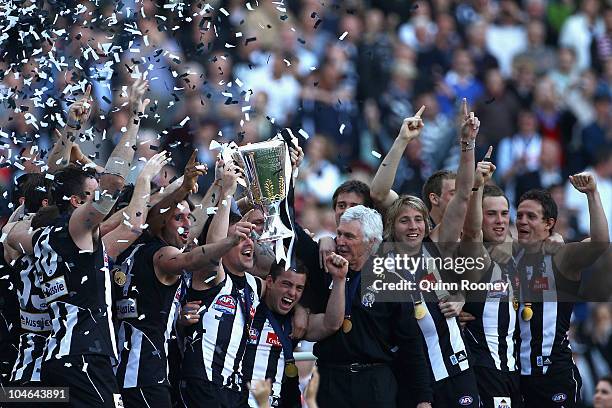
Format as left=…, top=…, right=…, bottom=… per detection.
left=393, top=205, right=426, bottom=250
left=595, top=380, right=612, bottom=408
left=224, top=222, right=255, bottom=273
left=516, top=199, right=554, bottom=244
left=336, top=219, right=372, bottom=270
left=482, top=196, right=510, bottom=243
left=265, top=269, right=306, bottom=315
left=160, top=200, right=192, bottom=248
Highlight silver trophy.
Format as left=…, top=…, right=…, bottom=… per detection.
left=232, top=138, right=294, bottom=243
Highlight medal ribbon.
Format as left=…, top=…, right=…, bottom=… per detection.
left=344, top=272, right=362, bottom=319
left=236, top=280, right=253, bottom=332
left=263, top=305, right=295, bottom=366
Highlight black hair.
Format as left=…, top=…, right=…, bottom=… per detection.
left=518, top=189, right=558, bottom=232
left=332, top=180, right=373, bottom=210
left=422, top=170, right=456, bottom=211
left=50, top=165, right=97, bottom=213
left=268, top=260, right=306, bottom=281
left=482, top=184, right=509, bottom=208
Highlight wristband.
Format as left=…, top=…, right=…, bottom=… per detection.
left=460, top=139, right=475, bottom=152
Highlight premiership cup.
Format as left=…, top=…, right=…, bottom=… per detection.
left=232, top=138, right=294, bottom=243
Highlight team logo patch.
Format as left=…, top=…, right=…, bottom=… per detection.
left=362, top=291, right=375, bottom=307
left=247, top=328, right=259, bottom=345
left=116, top=298, right=138, bottom=319
left=458, top=396, right=474, bottom=405
left=552, top=393, right=567, bottom=403
left=42, top=276, right=69, bottom=302
left=487, top=280, right=508, bottom=298
left=493, top=396, right=511, bottom=408
left=213, top=295, right=237, bottom=315
left=266, top=332, right=282, bottom=348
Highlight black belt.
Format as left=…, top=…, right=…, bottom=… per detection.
left=317, top=361, right=387, bottom=373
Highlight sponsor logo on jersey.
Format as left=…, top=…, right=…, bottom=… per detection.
left=531, top=277, right=549, bottom=292
left=362, top=291, right=375, bottom=307
left=552, top=393, right=567, bottom=402
left=266, top=332, right=282, bottom=348
left=536, top=355, right=553, bottom=367
left=42, top=276, right=69, bottom=302
left=451, top=350, right=468, bottom=365
left=116, top=298, right=138, bottom=319
left=213, top=295, right=237, bottom=315
left=493, top=397, right=511, bottom=408
left=458, top=396, right=474, bottom=406
left=20, top=310, right=52, bottom=332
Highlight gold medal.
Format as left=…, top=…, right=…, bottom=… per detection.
left=342, top=318, right=353, bottom=333
left=521, top=303, right=533, bottom=321
left=513, top=299, right=519, bottom=311
left=285, top=362, right=298, bottom=378
left=113, top=269, right=127, bottom=286
left=414, top=302, right=427, bottom=320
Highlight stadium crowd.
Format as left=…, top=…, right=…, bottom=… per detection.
left=1, top=0, right=612, bottom=407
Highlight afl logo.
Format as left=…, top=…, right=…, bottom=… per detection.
left=552, top=393, right=567, bottom=402
left=213, top=295, right=237, bottom=315
left=459, top=396, right=474, bottom=406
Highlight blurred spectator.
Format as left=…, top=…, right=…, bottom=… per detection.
left=465, top=20, right=500, bottom=81
left=565, top=147, right=612, bottom=237
left=436, top=48, right=484, bottom=116
left=515, top=138, right=563, bottom=206
left=474, top=68, right=521, bottom=148
left=414, top=92, right=459, bottom=172
left=497, top=110, right=543, bottom=207
left=559, top=0, right=605, bottom=71
left=507, top=56, right=537, bottom=108
left=591, top=6, right=612, bottom=75
left=582, top=88, right=612, bottom=166
left=548, top=46, right=581, bottom=101
left=296, top=135, right=341, bottom=205
left=594, top=376, right=612, bottom=408
left=243, top=50, right=300, bottom=127
left=485, top=0, right=528, bottom=77
left=379, top=62, right=416, bottom=140
left=548, top=182, right=580, bottom=241
left=516, top=19, right=558, bottom=76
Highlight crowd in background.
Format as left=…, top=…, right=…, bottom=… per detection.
left=1, top=0, right=612, bottom=405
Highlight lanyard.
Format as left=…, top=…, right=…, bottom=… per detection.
left=235, top=279, right=253, bottom=330
left=344, top=272, right=361, bottom=318
left=264, top=305, right=294, bottom=363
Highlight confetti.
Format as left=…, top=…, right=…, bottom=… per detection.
left=371, top=150, right=382, bottom=159
left=339, top=31, right=348, bottom=40
left=339, top=124, right=345, bottom=134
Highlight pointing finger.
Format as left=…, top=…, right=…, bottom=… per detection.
left=414, top=105, right=426, bottom=119
left=84, top=84, right=91, bottom=100
left=484, top=146, right=493, bottom=162
left=462, top=98, right=468, bottom=118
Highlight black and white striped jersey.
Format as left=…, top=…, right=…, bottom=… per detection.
left=0, top=243, right=20, bottom=384
left=182, top=270, right=261, bottom=391
left=463, top=259, right=517, bottom=372
left=114, top=238, right=183, bottom=388
left=514, top=251, right=580, bottom=376
left=10, top=254, right=50, bottom=383
left=33, top=222, right=117, bottom=362
left=241, top=304, right=297, bottom=408
left=389, top=241, right=471, bottom=382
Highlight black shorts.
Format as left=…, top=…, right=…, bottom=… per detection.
left=316, top=363, right=398, bottom=408
left=474, top=366, right=522, bottom=408
left=433, top=368, right=480, bottom=408
left=179, top=378, right=248, bottom=408
left=121, top=385, right=171, bottom=408
left=41, top=354, right=122, bottom=408
left=521, top=366, right=582, bottom=407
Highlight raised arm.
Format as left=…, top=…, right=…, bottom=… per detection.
left=68, top=80, right=150, bottom=249
left=370, top=106, right=425, bottom=210
left=206, top=161, right=242, bottom=244
left=555, top=172, right=610, bottom=280
left=47, top=85, right=92, bottom=173
left=187, top=160, right=222, bottom=245
left=102, top=151, right=170, bottom=259
left=304, top=252, right=348, bottom=341
left=154, top=222, right=251, bottom=279
left=437, top=99, right=479, bottom=251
